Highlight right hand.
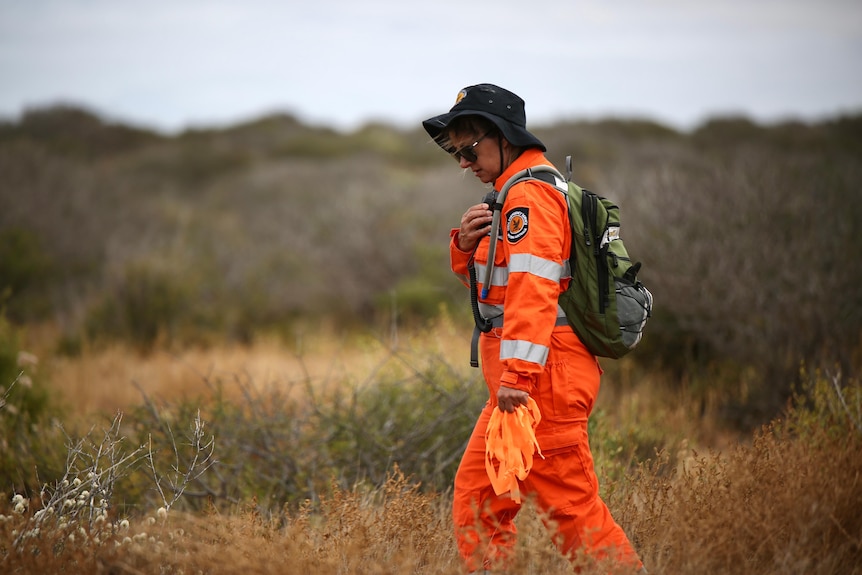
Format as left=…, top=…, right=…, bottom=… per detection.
left=458, top=203, right=493, bottom=251
left=497, top=385, right=530, bottom=413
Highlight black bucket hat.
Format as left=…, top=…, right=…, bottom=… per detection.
left=422, top=84, right=546, bottom=152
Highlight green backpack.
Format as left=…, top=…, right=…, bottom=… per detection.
left=485, top=156, right=652, bottom=359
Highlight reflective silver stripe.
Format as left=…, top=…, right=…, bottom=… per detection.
left=500, top=339, right=550, bottom=365
left=475, top=262, right=509, bottom=287
left=508, top=253, right=565, bottom=283
left=474, top=257, right=570, bottom=287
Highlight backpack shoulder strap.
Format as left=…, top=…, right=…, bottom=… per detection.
left=481, top=164, right=563, bottom=297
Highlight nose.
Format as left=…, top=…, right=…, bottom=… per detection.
left=458, top=156, right=472, bottom=168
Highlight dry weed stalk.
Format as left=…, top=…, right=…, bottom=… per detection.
left=2, top=406, right=217, bottom=565
left=826, top=369, right=862, bottom=434
left=0, top=370, right=23, bottom=411
left=146, top=408, right=217, bottom=512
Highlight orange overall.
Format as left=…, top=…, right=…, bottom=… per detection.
left=449, top=149, right=642, bottom=572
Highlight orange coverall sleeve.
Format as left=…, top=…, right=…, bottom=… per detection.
left=449, top=228, right=472, bottom=289
left=496, top=178, right=570, bottom=392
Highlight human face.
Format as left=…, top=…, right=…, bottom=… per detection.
left=448, top=129, right=500, bottom=184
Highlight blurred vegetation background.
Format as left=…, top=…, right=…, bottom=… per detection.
left=1, top=104, right=860, bottom=431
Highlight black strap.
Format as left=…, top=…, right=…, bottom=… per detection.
left=470, top=316, right=570, bottom=367
left=529, top=170, right=557, bottom=187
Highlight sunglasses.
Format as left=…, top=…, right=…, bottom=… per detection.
left=449, top=130, right=493, bottom=163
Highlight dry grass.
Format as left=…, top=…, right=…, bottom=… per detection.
left=3, top=424, right=858, bottom=574
left=4, top=323, right=860, bottom=574
left=33, top=316, right=473, bottom=420
left=1, top=468, right=466, bottom=575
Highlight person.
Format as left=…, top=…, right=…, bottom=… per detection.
left=423, top=84, right=645, bottom=574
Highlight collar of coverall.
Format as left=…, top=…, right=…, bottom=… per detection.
left=494, top=148, right=549, bottom=191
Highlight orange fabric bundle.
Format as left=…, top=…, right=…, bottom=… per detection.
left=484, top=398, right=543, bottom=503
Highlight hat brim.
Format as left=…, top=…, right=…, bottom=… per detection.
left=423, top=110, right=546, bottom=152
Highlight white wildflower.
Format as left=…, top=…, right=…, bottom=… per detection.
left=11, top=494, right=24, bottom=505
left=73, top=478, right=81, bottom=486
left=18, top=375, right=32, bottom=389
left=79, top=490, right=90, bottom=500
left=16, top=351, right=38, bottom=368
left=122, top=536, right=132, bottom=545
left=120, top=519, right=130, bottom=531
left=146, top=516, right=155, bottom=525
left=64, top=499, right=75, bottom=509
left=14, top=503, right=26, bottom=514
left=157, top=507, right=167, bottom=520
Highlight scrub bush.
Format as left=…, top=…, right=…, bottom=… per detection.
left=0, top=228, right=54, bottom=322
left=84, top=259, right=210, bottom=351
left=617, top=370, right=862, bottom=575
left=0, top=312, right=66, bottom=495
left=5, top=109, right=861, bottom=399
left=118, top=345, right=486, bottom=512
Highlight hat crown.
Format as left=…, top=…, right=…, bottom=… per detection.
left=450, top=84, right=527, bottom=127
left=421, top=83, right=545, bottom=152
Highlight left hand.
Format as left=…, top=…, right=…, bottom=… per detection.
left=497, top=385, right=530, bottom=413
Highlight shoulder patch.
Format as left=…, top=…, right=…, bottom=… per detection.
left=506, top=207, right=529, bottom=243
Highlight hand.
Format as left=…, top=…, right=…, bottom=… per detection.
left=497, top=385, right=530, bottom=413
left=457, top=203, right=493, bottom=251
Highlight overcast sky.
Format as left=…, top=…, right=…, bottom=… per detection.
left=1, top=0, right=861, bottom=133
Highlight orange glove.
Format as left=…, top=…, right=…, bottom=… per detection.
left=484, top=398, right=543, bottom=503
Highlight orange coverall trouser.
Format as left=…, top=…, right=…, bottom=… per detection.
left=453, top=326, right=642, bottom=572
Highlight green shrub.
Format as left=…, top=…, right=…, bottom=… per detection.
left=84, top=259, right=204, bottom=351
left=0, top=228, right=54, bottom=321
left=780, top=365, right=862, bottom=441
left=0, top=311, right=67, bottom=494
left=116, top=347, right=485, bottom=512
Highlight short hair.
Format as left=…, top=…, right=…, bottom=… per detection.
left=436, top=115, right=498, bottom=152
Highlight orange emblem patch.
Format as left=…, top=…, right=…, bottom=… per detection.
left=506, top=208, right=529, bottom=243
